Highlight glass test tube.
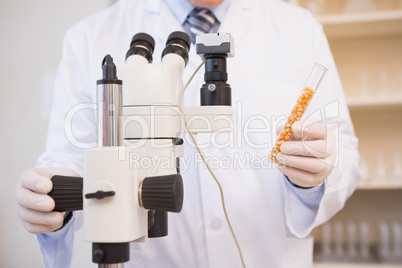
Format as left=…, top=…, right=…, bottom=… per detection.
left=269, top=63, right=327, bottom=163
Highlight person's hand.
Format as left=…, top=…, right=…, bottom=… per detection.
left=16, top=167, right=79, bottom=234
left=276, top=121, right=337, bottom=188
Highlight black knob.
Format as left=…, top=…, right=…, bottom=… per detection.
left=85, top=190, right=115, bottom=200
left=92, top=248, right=105, bottom=263
left=92, top=243, right=129, bottom=264
left=48, top=175, right=83, bottom=212
left=141, top=174, right=184, bottom=213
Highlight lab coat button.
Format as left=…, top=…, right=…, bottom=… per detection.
left=211, top=219, right=223, bottom=230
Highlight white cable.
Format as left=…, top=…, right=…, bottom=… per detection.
left=178, top=61, right=246, bottom=268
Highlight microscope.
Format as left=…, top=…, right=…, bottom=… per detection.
left=48, top=31, right=234, bottom=267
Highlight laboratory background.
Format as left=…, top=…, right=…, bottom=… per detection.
left=1, top=0, right=402, bottom=267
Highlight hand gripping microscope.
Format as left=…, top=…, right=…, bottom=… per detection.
left=48, top=31, right=234, bottom=267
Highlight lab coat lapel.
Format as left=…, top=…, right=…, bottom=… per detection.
left=142, top=0, right=185, bottom=52
left=219, top=0, right=255, bottom=45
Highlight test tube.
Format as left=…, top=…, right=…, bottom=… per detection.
left=269, top=63, right=327, bottom=163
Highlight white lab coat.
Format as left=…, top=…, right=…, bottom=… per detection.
left=36, top=0, right=361, bottom=267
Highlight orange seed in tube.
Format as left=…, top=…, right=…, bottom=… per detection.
left=269, top=86, right=315, bottom=162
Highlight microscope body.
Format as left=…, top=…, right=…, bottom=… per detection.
left=83, top=40, right=187, bottom=247
left=49, top=32, right=234, bottom=266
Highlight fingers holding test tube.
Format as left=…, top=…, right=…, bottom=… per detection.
left=268, top=63, right=331, bottom=187
left=276, top=121, right=337, bottom=188
left=269, top=63, right=327, bottom=163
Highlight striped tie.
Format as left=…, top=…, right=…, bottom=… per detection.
left=186, top=7, right=217, bottom=43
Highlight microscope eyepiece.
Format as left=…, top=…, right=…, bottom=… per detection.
left=161, top=31, right=191, bottom=66
left=126, top=33, right=155, bottom=62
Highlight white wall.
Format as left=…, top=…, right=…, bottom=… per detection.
left=0, top=1, right=113, bottom=267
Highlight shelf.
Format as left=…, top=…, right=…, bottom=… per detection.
left=316, top=10, right=402, bottom=39
left=314, top=262, right=402, bottom=268
left=347, top=95, right=402, bottom=111
left=358, top=179, right=402, bottom=190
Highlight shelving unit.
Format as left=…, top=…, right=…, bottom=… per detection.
left=294, top=0, right=402, bottom=266
left=317, top=10, right=402, bottom=40
left=347, top=95, right=402, bottom=111
left=358, top=179, right=402, bottom=190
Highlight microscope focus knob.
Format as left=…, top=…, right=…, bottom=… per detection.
left=140, top=174, right=183, bottom=213
left=49, top=175, right=83, bottom=212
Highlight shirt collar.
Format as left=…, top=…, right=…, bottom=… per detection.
left=164, top=0, right=233, bottom=25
